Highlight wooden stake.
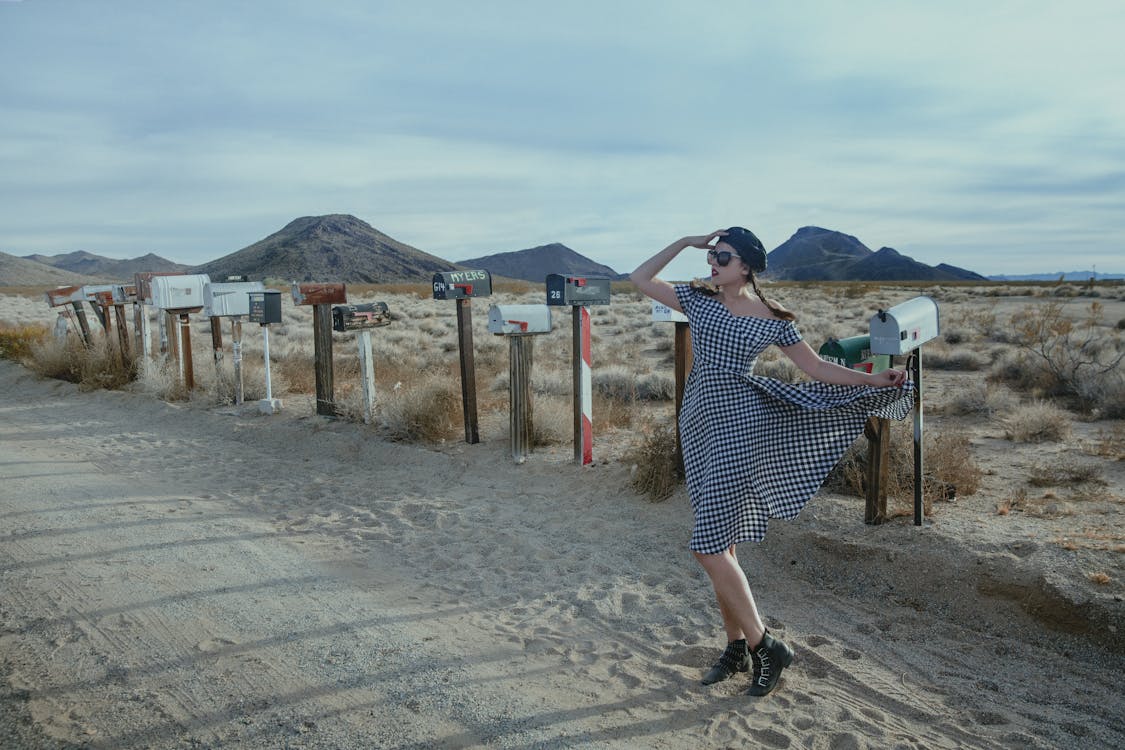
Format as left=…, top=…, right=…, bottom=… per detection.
left=509, top=336, right=534, bottom=463
left=312, top=303, right=335, bottom=416
left=231, top=318, right=244, bottom=405
left=357, top=330, right=376, bottom=425
left=864, top=417, right=890, bottom=525
left=210, top=317, right=224, bottom=362
left=455, top=298, right=480, bottom=443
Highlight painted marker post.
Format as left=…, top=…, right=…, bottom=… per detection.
left=433, top=270, right=493, bottom=444
left=546, top=274, right=611, bottom=465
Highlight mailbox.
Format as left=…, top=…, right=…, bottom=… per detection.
left=135, top=272, right=185, bottom=305
left=248, top=290, right=283, bottom=324
left=818, top=335, right=890, bottom=374
left=651, top=300, right=688, bottom=323
left=78, top=284, right=116, bottom=303
left=433, top=270, right=493, bottom=300
left=44, top=285, right=85, bottom=307
left=488, top=304, right=552, bottom=335
left=870, top=296, right=940, bottom=355
left=204, top=281, right=266, bottom=317
left=151, top=274, right=210, bottom=312
left=546, top=274, right=611, bottom=306
left=291, top=282, right=346, bottom=306
left=332, top=302, right=392, bottom=332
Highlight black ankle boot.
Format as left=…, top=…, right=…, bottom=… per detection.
left=701, top=639, right=749, bottom=685
left=747, top=631, right=793, bottom=696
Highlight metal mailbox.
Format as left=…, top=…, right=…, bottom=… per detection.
left=44, top=285, right=85, bottom=307
left=151, top=274, right=210, bottom=311
left=134, top=272, right=185, bottom=305
left=488, top=304, right=552, bottom=335
left=870, top=296, right=940, bottom=355
left=546, top=274, right=612, bottom=306
left=291, top=282, right=346, bottom=306
left=433, top=270, right=493, bottom=300
left=651, top=300, right=688, bottom=323
left=203, top=281, right=265, bottom=318
left=332, top=302, right=392, bottom=332
left=248, top=290, right=283, bottom=324
left=818, top=335, right=890, bottom=374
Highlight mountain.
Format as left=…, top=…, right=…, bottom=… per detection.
left=24, top=250, right=189, bottom=281
left=0, top=251, right=104, bottom=286
left=988, top=271, right=1125, bottom=281
left=765, top=227, right=987, bottom=281
left=192, top=214, right=456, bottom=283
left=457, top=243, right=624, bottom=283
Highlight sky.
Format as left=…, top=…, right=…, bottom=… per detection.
left=1, top=1, right=1123, bottom=280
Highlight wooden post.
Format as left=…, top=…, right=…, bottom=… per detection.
left=210, top=317, right=224, bottom=362
left=864, top=417, right=890, bottom=524
left=113, top=304, right=130, bottom=367
left=510, top=336, right=534, bottom=464
left=357, top=330, right=376, bottom=425
left=455, top=298, right=480, bottom=443
left=673, top=321, right=693, bottom=471
left=231, top=318, right=244, bottom=405
left=162, top=311, right=173, bottom=356
left=312, top=303, right=335, bottom=416
left=178, top=312, right=195, bottom=390
left=71, top=302, right=92, bottom=346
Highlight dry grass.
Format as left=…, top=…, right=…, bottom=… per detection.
left=1027, top=462, right=1106, bottom=488
left=0, top=322, right=50, bottom=361
left=624, top=422, right=683, bottom=502
left=25, top=335, right=136, bottom=391
left=1002, top=401, right=1074, bottom=443
left=379, top=371, right=462, bottom=442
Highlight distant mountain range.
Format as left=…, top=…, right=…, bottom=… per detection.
left=9, top=214, right=1090, bottom=288
left=987, top=271, right=1125, bottom=281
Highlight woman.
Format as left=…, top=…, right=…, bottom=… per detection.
left=630, top=227, right=913, bottom=697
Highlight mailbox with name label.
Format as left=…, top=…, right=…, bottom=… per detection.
left=818, top=335, right=890, bottom=374
left=291, top=282, right=347, bottom=306
left=204, top=281, right=265, bottom=318
left=870, top=296, right=940, bottom=356
left=652, top=300, right=688, bottom=323
left=151, top=274, right=210, bottom=311
left=546, top=274, right=612, bottom=306
left=248, top=290, right=283, bottom=324
left=488, top=304, right=552, bottom=335
left=332, top=302, right=392, bottom=332
left=433, top=270, right=493, bottom=300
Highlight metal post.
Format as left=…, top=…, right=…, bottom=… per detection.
left=357, top=329, right=375, bottom=425
left=912, top=350, right=924, bottom=526
left=231, top=317, right=244, bottom=405
left=571, top=307, right=593, bottom=465
left=456, top=298, right=480, bottom=443
left=262, top=325, right=274, bottom=402
left=509, top=336, right=534, bottom=464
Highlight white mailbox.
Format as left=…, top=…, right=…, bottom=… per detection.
left=151, top=274, right=210, bottom=312
left=203, top=281, right=265, bottom=317
left=869, top=296, right=940, bottom=355
left=487, top=304, right=552, bottom=335
left=651, top=300, right=688, bottom=323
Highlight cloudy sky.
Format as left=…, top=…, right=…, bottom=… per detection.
left=2, top=0, right=1123, bottom=279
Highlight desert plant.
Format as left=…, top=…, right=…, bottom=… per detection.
left=379, top=372, right=462, bottom=442
left=624, top=422, right=683, bottom=502
left=0, top=322, right=50, bottom=361
left=26, top=335, right=135, bottom=391
left=1027, top=462, right=1106, bottom=487
left=1002, top=401, right=1073, bottom=443
left=938, top=381, right=1017, bottom=418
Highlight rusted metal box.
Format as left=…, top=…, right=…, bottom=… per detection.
left=545, top=274, right=611, bottom=306
left=332, top=302, right=392, bottom=332
left=432, top=270, right=493, bottom=300
left=488, top=304, right=552, bottom=335
left=870, top=296, right=940, bottom=355
left=290, top=282, right=346, bottom=306
left=151, top=274, right=210, bottom=311
left=44, top=285, right=85, bottom=307
left=203, top=281, right=266, bottom=317
left=248, top=290, right=283, bottom=324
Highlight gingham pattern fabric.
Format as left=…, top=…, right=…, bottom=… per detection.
left=675, top=284, right=914, bottom=553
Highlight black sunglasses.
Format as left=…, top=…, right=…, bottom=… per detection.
left=706, top=249, right=734, bottom=267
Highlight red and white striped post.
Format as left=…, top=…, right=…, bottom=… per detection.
left=573, top=306, right=593, bottom=465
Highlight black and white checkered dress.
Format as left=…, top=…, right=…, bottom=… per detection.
left=675, top=284, right=914, bottom=553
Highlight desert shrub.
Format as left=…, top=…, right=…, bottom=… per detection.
left=0, top=322, right=50, bottom=361
left=624, top=422, right=683, bottom=502
left=133, top=358, right=191, bottom=402
left=754, top=356, right=802, bottom=383
left=636, top=371, right=675, bottom=401
left=1002, top=401, right=1073, bottom=443
left=26, top=336, right=135, bottom=391
left=924, top=347, right=988, bottom=371
left=380, top=372, right=461, bottom=442
left=531, top=395, right=571, bottom=446
left=1092, top=424, right=1125, bottom=461
left=1027, top=462, right=1105, bottom=487
left=826, top=423, right=981, bottom=516
left=272, top=346, right=316, bottom=394
left=1004, top=300, right=1124, bottom=412
left=937, top=381, right=1017, bottom=418
left=593, top=365, right=637, bottom=402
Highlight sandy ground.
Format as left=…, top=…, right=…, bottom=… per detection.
left=1, top=355, right=1123, bottom=750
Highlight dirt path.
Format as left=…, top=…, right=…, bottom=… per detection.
left=2, top=360, right=1123, bottom=749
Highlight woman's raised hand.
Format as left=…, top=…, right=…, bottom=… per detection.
left=683, top=230, right=727, bottom=250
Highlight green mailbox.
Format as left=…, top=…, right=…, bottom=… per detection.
left=818, top=335, right=890, bottom=374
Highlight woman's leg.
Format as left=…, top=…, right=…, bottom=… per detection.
left=694, top=546, right=766, bottom=648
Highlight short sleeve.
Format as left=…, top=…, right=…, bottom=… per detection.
left=777, top=320, right=803, bottom=347
left=673, top=284, right=695, bottom=316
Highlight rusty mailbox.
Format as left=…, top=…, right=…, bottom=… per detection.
left=332, top=302, right=392, bottom=332
left=433, top=270, right=492, bottom=300
left=291, top=282, right=347, bottom=306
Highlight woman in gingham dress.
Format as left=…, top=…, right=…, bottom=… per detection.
left=631, top=227, right=913, bottom=697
